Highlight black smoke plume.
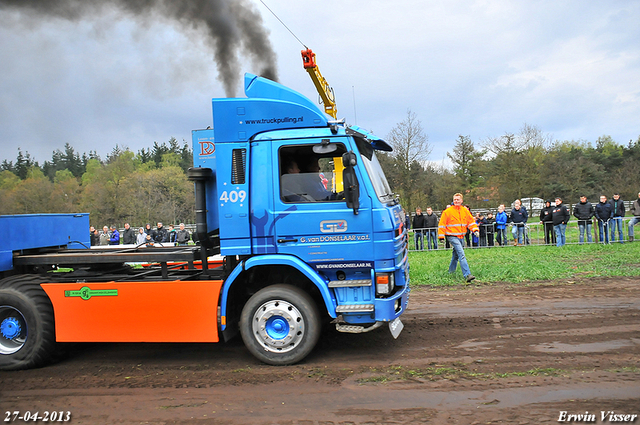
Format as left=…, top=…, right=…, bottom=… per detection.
left=0, top=0, right=278, bottom=96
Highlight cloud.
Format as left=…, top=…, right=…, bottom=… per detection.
left=0, top=0, right=638, bottom=167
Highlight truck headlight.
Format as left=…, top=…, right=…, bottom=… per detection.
left=376, top=272, right=395, bottom=296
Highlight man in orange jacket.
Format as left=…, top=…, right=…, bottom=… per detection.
left=438, top=193, right=479, bottom=282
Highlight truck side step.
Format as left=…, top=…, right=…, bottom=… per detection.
left=335, top=304, right=374, bottom=313
left=328, top=279, right=372, bottom=288
left=335, top=321, right=383, bottom=334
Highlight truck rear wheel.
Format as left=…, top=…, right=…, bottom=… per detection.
left=0, top=275, right=57, bottom=371
left=240, top=284, right=320, bottom=365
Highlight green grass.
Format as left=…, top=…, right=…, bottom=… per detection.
left=408, top=241, right=640, bottom=286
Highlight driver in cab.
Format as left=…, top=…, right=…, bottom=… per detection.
left=281, top=156, right=332, bottom=202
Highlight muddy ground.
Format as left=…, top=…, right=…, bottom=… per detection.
left=1, top=277, right=639, bottom=424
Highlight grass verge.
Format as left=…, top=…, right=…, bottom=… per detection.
left=408, top=242, right=640, bottom=286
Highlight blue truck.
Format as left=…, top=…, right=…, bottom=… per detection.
left=0, top=74, right=409, bottom=370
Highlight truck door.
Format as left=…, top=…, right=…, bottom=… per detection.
left=271, top=140, right=373, bottom=266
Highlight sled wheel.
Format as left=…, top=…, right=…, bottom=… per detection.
left=0, top=275, right=57, bottom=371
left=240, top=284, right=321, bottom=365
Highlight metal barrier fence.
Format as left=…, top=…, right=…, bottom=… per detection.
left=408, top=217, right=639, bottom=251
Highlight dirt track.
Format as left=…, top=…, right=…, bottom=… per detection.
left=1, top=277, right=639, bottom=424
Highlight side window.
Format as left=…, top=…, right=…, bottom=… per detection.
left=279, top=144, right=346, bottom=203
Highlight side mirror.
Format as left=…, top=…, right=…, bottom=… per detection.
left=342, top=151, right=359, bottom=214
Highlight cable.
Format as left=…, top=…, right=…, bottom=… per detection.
left=258, top=0, right=307, bottom=49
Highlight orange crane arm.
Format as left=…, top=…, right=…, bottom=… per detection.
left=301, top=48, right=337, bottom=119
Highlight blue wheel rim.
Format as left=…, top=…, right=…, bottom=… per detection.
left=265, top=316, right=290, bottom=340
left=0, top=306, right=28, bottom=355
left=252, top=299, right=305, bottom=353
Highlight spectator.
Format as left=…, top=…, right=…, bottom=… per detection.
left=495, top=204, right=508, bottom=246
left=510, top=199, right=528, bottom=246
left=573, top=195, right=595, bottom=244
left=168, top=224, right=177, bottom=243
left=552, top=197, right=570, bottom=247
left=485, top=213, right=495, bottom=247
left=90, top=226, right=99, bottom=246
left=402, top=209, right=411, bottom=234
left=477, top=213, right=488, bottom=247
left=99, top=226, right=110, bottom=246
left=424, top=207, right=439, bottom=250
left=539, top=200, right=556, bottom=245
left=136, top=227, right=147, bottom=245
left=412, top=207, right=426, bottom=251
left=145, top=223, right=153, bottom=236
left=471, top=213, right=480, bottom=247
left=151, top=222, right=168, bottom=244
left=176, top=223, right=191, bottom=246
left=609, top=193, right=625, bottom=243
left=464, top=205, right=472, bottom=247
left=629, top=191, right=640, bottom=242
left=122, top=223, right=136, bottom=245
left=595, top=195, right=612, bottom=244
left=109, top=225, right=120, bottom=245
left=438, top=193, right=479, bottom=282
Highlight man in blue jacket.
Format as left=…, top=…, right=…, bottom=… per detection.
left=510, top=199, right=528, bottom=246
left=496, top=205, right=509, bottom=246
left=595, top=195, right=612, bottom=244
left=495, top=204, right=508, bottom=246
left=109, top=225, right=120, bottom=245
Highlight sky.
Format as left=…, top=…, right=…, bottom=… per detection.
left=1, top=0, right=639, bottom=168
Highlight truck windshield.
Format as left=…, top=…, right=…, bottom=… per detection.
left=353, top=136, right=395, bottom=203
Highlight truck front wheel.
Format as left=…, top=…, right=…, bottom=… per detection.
left=240, top=284, right=321, bottom=365
left=0, top=275, right=57, bottom=371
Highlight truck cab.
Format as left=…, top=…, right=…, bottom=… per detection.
left=192, top=74, right=409, bottom=363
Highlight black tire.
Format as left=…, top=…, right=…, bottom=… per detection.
left=0, top=275, right=58, bottom=371
left=240, top=284, right=321, bottom=365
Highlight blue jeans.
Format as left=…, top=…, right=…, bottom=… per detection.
left=414, top=231, right=424, bottom=250
left=426, top=230, right=438, bottom=250
left=630, top=217, right=640, bottom=238
left=610, top=217, right=624, bottom=243
left=578, top=221, right=592, bottom=244
left=496, top=228, right=507, bottom=246
left=446, top=236, right=471, bottom=278
left=598, top=221, right=609, bottom=244
left=512, top=224, right=525, bottom=244
left=554, top=223, right=567, bottom=247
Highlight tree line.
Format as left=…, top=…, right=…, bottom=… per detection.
left=0, top=138, right=195, bottom=227
left=380, top=111, right=640, bottom=212
left=1, top=115, right=639, bottom=226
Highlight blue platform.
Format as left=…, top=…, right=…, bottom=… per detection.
left=0, top=213, right=90, bottom=272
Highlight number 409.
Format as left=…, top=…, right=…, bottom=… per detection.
left=219, top=190, right=246, bottom=204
